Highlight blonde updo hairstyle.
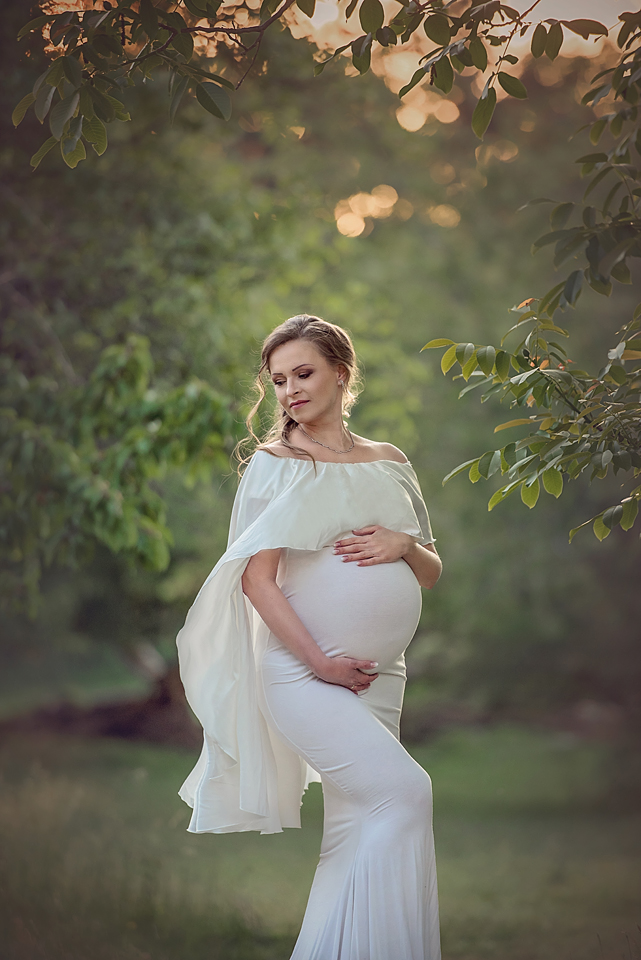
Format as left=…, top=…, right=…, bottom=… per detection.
left=238, top=314, right=362, bottom=466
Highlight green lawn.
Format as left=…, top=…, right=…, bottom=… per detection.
left=0, top=727, right=639, bottom=960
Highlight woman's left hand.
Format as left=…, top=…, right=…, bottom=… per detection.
left=333, top=526, right=414, bottom=566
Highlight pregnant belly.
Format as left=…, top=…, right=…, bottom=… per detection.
left=278, top=544, right=422, bottom=668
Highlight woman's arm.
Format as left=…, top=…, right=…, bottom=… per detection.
left=333, top=527, right=442, bottom=589
left=241, top=549, right=379, bottom=693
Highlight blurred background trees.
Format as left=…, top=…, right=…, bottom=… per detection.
left=1, top=0, right=640, bottom=799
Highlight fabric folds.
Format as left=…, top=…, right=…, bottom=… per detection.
left=176, top=451, right=434, bottom=835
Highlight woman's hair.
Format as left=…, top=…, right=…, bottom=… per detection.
left=236, top=314, right=362, bottom=467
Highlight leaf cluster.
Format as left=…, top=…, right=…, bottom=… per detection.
left=13, top=0, right=239, bottom=168
left=0, top=335, right=232, bottom=614
left=14, top=1, right=612, bottom=167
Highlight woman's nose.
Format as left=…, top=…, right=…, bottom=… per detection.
left=286, top=379, right=299, bottom=396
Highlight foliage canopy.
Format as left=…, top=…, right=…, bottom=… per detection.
left=5, top=0, right=641, bottom=618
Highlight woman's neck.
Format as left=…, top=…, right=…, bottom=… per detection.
left=295, top=419, right=352, bottom=452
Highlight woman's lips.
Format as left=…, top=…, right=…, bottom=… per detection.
left=290, top=400, right=309, bottom=410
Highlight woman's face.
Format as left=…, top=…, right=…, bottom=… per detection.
left=268, top=340, right=345, bottom=425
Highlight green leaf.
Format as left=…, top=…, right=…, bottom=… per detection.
left=542, top=467, right=563, bottom=498
left=82, top=115, right=108, bottom=155
left=581, top=83, right=610, bottom=107
left=62, top=55, right=82, bottom=89
left=461, top=351, right=478, bottom=381
left=495, top=349, right=510, bottom=381
left=297, top=0, right=316, bottom=17
left=478, top=450, right=501, bottom=479
left=476, top=345, right=496, bottom=376
left=521, top=478, right=540, bottom=508
left=592, top=514, right=611, bottom=540
left=359, top=0, right=384, bottom=34
left=589, top=116, right=608, bottom=145
left=139, top=0, right=159, bottom=40
left=602, top=504, right=624, bottom=529
left=502, top=442, right=517, bottom=467
left=169, top=74, right=189, bottom=123
left=608, top=364, right=627, bottom=385
left=600, top=239, right=635, bottom=279
left=195, top=81, right=232, bottom=121
left=352, top=42, right=372, bottom=76
left=563, top=269, right=583, bottom=306
left=432, top=56, right=453, bottom=94
left=345, top=0, right=358, bottom=19
left=575, top=152, right=608, bottom=164
left=171, top=30, right=194, bottom=62
left=455, top=342, right=475, bottom=366
left=424, top=14, right=451, bottom=45
left=421, top=338, right=455, bottom=350
left=17, top=15, right=53, bottom=40
left=568, top=518, right=591, bottom=542
left=183, top=0, right=210, bottom=15
left=611, top=260, right=631, bottom=284
left=545, top=21, right=563, bottom=60
left=49, top=91, right=79, bottom=141
left=472, top=87, right=496, bottom=140
left=583, top=165, right=614, bottom=200
left=469, top=460, right=482, bottom=483
left=62, top=115, right=83, bottom=155
left=442, top=457, right=479, bottom=485
left=106, top=96, right=130, bottom=122
left=497, top=71, right=527, bottom=99
left=46, top=58, right=66, bottom=88
left=530, top=22, right=547, bottom=58
left=399, top=68, right=426, bottom=99
left=30, top=135, right=57, bottom=169
left=61, top=136, right=86, bottom=169
left=488, top=480, right=521, bottom=512
left=376, top=26, right=397, bottom=47
left=92, top=32, right=123, bottom=58
left=494, top=418, right=533, bottom=432
left=12, top=92, right=35, bottom=127
left=469, top=37, right=487, bottom=71
left=550, top=202, right=573, bottom=229
left=533, top=229, right=572, bottom=251
left=562, top=18, right=608, bottom=40
left=78, top=85, right=95, bottom=120
left=441, top=344, right=457, bottom=374
left=34, top=83, right=55, bottom=123
left=89, top=87, right=116, bottom=123
left=620, top=498, right=639, bottom=531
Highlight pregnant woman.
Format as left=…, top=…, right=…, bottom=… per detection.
left=176, top=314, right=442, bottom=959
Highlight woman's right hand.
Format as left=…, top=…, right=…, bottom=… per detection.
left=314, top=656, right=379, bottom=694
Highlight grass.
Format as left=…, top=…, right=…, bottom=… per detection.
left=0, top=726, right=639, bottom=960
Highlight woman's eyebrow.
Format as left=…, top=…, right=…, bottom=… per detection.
left=270, top=363, right=314, bottom=378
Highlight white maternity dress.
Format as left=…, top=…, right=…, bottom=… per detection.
left=176, top=451, right=441, bottom=960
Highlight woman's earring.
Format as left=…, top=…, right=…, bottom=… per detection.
left=338, top=380, right=344, bottom=387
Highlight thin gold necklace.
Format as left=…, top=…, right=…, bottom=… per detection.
left=298, top=424, right=355, bottom=455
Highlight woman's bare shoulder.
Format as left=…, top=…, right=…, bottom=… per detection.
left=355, top=438, right=409, bottom=464
left=259, top=441, right=307, bottom=460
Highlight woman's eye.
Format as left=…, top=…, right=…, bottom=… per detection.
left=299, top=372, right=311, bottom=379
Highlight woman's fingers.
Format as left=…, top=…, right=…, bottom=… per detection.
left=351, top=659, right=379, bottom=671
left=334, top=538, right=367, bottom=552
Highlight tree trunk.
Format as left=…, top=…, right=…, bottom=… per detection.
left=0, top=664, right=201, bottom=750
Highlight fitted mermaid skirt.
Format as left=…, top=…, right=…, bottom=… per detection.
left=260, top=541, right=441, bottom=960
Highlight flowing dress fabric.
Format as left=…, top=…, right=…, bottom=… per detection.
left=176, top=451, right=441, bottom=959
